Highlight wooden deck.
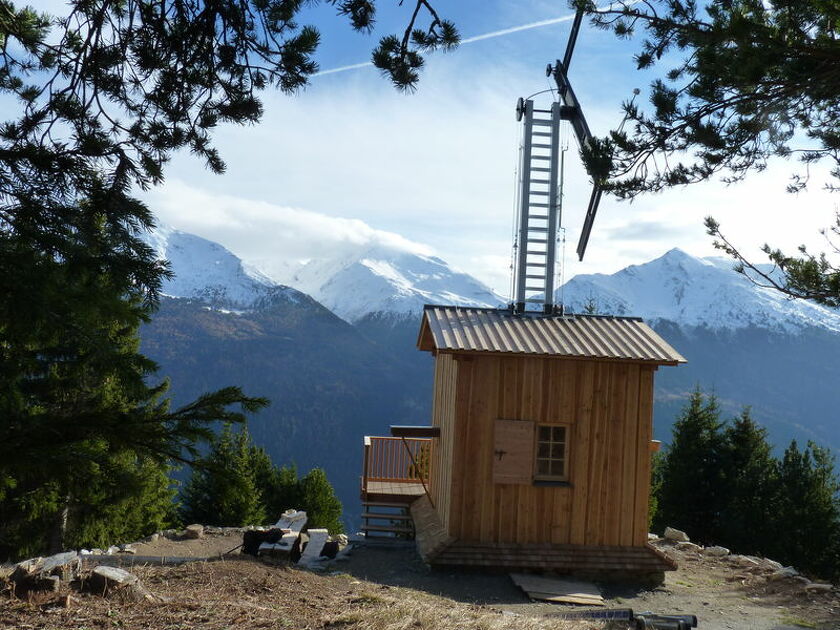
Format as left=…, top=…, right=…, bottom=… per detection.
left=361, top=436, right=432, bottom=504
left=363, top=480, right=426, bottom=504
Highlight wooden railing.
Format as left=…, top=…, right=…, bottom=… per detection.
left=362, top=436, right=433, bottom=490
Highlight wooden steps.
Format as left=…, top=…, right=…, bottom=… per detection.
left=361, top=501, right=416, bottom=538
left=361, top=512, right=411, bottom=521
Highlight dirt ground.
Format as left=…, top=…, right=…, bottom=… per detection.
left=3, top=532, right=839, bottom=630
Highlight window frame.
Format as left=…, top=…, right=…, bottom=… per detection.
left=533, top=423, right=570, bottom=483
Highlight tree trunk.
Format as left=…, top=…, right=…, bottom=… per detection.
left=48, top=495, right=70, bottom=554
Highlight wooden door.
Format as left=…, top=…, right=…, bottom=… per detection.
left=493, top=419, right=535, bottom=484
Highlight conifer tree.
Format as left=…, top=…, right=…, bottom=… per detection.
left=181, top=424, right=267, bottom=527
left=771, top=441, right=840, bottom=580
left=299, top=468, right=344, bottom=534
left=181, top=428, right=344, bottom=531
left=0, top=210, right=266, bottom=559
left=718, top=408, right=777, bottom=555
left=654, top=387, right=726, bottom=543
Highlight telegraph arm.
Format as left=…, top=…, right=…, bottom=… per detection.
left=547, top=8, right=603, bottom=262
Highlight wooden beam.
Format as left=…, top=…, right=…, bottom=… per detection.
left=390, top=425, right=441, bottom=438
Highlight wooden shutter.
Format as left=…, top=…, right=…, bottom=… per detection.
left=493, top=419, right=535, bottom=485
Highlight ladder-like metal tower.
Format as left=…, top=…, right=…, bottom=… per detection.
left=513, top=99, right=563, bottom=314
left=511, top=8, right=602, bottom=315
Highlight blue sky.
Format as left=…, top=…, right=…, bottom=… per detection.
left=33, top=0, right=840, bottom=296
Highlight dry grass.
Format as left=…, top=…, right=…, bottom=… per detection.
left=1, top=557, right=601, bottom=630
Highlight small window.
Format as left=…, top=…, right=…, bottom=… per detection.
left=534, top=425, right=568, bottom=481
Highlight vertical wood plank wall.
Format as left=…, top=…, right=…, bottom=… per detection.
left=432, top=354, right=656, bottom=547
left=429, top=353, right=458, bottom=530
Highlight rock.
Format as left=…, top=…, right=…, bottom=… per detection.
left=336, top=534, right=349, bottom=546
left=89, top=566, right=158, bottom=602
left=320, top=540, right=340, bottom=559
left=648, top=533, right=660, bottom=541
left=764, top=558, right=783, bottom=571
left=704, top=546, right=730, bottom=557
left=10, top=552, right=80, bottom=595
left=793, top=576, right=812, bottom=586
left=729, top=555, right=760, bottom=568
left=805, top=583, right=833, bottom=593
left=664, top=527, right=690, bottom=542
left=185, top=524, right=204, bottom=539
left=676, top=542, right=702, bottom=552
left=769, top=567, right=799, bottom=581
left=144, top=533, right=160, bottom=543
left=118, top=544, right=136, bottom=554
left=106, top=546, right=120, bottom=555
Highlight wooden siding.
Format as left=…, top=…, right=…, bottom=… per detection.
left=435, top=354, right=656, bottom=547
left=429, top=353, right=458, bottom=530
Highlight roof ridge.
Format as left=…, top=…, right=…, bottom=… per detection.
left=422, top=304, right=643, bottom=323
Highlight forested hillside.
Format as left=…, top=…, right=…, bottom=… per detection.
left=141, top=297, right=433, bottom=525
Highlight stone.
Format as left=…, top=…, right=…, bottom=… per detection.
left=118, top=544, right=136, bottom=554
left=805, top=583, right=833, bottom=593
left=704, top=546, right=730, bottom=557
left=793, top=576, right=812, bottom=586
left=106, top=546, right=120, bottom=555
left=764, top=559, right=783, bottom=571
left=648, top=533, right=660, bottom=541
left=144, top=533, right=160, bottom=543
left=769, top=567, right=799, bottom=581
left=89, top=566, right=158, bottom=602
left=664, top=527, right=690, bottom=542
left=320, top=540, right=340, bottom=559
left=185, top=524, right=204, bottom=539
left=676, top=542, right=702, bottom=552
left=729, top=555, right=760, bottom=568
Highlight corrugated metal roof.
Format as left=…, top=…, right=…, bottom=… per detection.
left=418, top=305, right=686, bottom=365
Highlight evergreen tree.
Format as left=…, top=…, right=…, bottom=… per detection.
left=181, top=427, right=344, bottom=531
left=718, top=408, right=777, bottom=555
left=654, top=386, right=726, bottom=543
left=0, top=212, right=266, bottom=559
left=181, top=424, right=267, bottom=527
left=577, top=0, right=840, bottom=198
left=649, top=451, right=664, bottom=530
left=771, top=441, right=840, bottom=580
left=575, top=0, right=840, bottom=306
left=299, top=468, right=344, bottom=534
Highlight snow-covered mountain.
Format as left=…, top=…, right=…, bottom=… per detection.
left=142, top=226, right=503, bottom=320
left=142, top=225, right=302, bottom=309
left=561, top=248, right=840, bottom=334
left=287, top=245, right=505, bottom=323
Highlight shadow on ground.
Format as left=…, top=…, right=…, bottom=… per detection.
left=338, top=543, right=531, bottom=606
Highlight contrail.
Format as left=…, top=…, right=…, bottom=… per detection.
left=312, top=9, right=581, bottom=78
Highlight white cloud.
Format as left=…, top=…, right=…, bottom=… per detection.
left=144, top=180, right=434, bottom=282
left=144, top=13, right=839, bottom=296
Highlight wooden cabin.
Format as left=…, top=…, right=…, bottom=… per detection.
left=360, top=304, right=685, bottom=579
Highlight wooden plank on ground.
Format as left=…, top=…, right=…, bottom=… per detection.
left=510, top=573, right=604, bottom=606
